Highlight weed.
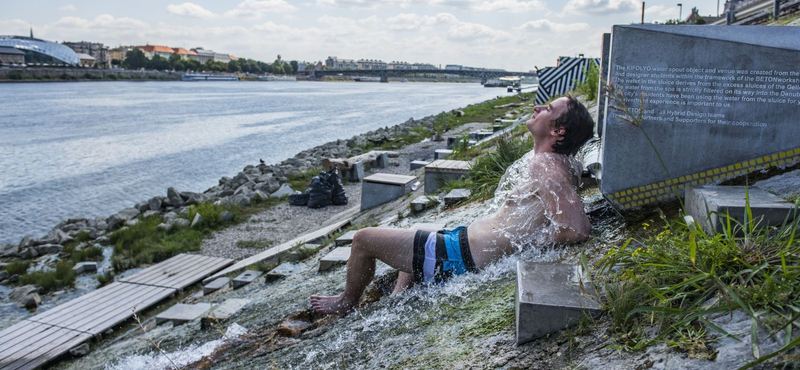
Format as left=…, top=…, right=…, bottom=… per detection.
left=449, top=134, right=533, bottom=201
left=574, top=62, right=599, bottom=101
left=286, top=169, right=321, bottom=191
left=236, top=239, right=275, bottom=249
left=97, top=270, right=115, bottom=287
left=5, top=261, right=31, bottom=276
left=20, top=261, right=76, bottom=294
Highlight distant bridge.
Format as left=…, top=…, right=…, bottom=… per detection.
left=298, top=68, right=537, bottom=84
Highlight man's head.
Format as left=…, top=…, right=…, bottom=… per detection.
left=526, top=94, right=594, bottom=155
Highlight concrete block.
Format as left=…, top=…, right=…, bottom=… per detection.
left=410, top=196, right=435, bottom=213
left=446, top=137, right=458, bottom=149
left=516, top=262, right=601, bottom=345
left=201, top=299, right=251, bottom=329
left=267, top=262, right=306, bottom=281
left=319, top=247, right=351, bottom=272
left=203, top=277, right=230, bottom=295
left=156, top=303, right=212, bottom=325
left=360, top=173, right=416, bottom=211
left=344, top=161, right=365, bottom=182
left=232, top=270, right=263, bottom=289
left=424, top=160, right=471, bottom=194
left=72, top=262, right=98, bottom=274
left=335, top=230, right=358, bottom=246
left=374, top=152, right=389, bottom=168
left=410, top=160, right=430, bottom=171
left=686, top=185, right=796, bottom=235
left=492, top=124, right=503, bottom=132
left=434, top=149, right=452, bottom=160
left=444, top=189, right=471, bottom=206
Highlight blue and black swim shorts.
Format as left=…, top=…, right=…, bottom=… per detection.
left=412, top=226, right=478, bottom=285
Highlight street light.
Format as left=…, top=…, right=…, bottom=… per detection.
left=678, top=3, right=683, bottom=21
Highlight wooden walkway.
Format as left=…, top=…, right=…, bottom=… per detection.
left=0, top=254, right=232, bottom=370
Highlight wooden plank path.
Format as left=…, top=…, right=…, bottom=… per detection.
left=0, top=253, right=232, bottom=370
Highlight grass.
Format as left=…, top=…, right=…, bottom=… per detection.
left=594, top=204, right=800, bottom=366
left=5, top=261, right=31, bottom=276
left=20, top=261, right=76, bottom=294
left=236, top=239, right=275, bottom=249
left=287, top=169, right=321, bottom=191
left=574, top=62, right=599, bottom=101
left=97, top=270, right=115, bottom=287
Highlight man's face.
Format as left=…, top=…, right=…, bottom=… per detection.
left=526, top=97, right=569, bottom=138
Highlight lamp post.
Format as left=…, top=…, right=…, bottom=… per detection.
left=678, top=3, right=683, bottom=21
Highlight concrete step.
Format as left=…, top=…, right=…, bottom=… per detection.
left=232, top=270, right=263, bottom=289
left=516, top=262, right=602, bottom=345
left=319, top=247, right=351, bottom=272
left=267, top=262, right=306, bottom=281
left=201, top=299, right=251, bottom=329
left=410, top=196, right=435, bottom=213
left=335, top=230, right=358, bottom=246
left=686, top=185, right=796, bottom=234
left=156, top=303, right=212, bottom=325
left=444, top=189, right=471, bottom=206
left=203, top=277, right=230, bottom=295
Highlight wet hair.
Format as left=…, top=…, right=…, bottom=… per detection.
left=552, top=94, right=595, bottom=156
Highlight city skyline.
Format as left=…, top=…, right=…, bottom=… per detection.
left=2, top=0, right=723, bottom=70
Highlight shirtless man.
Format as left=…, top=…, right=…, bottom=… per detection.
left=311, top=95, right=594, bottom=314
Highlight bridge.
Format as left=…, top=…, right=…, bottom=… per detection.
left=298, top=68, right=536, bottom=84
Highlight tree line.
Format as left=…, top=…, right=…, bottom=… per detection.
left=117, top=49, right=297, bottom=74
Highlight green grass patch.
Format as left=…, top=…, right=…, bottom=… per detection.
left=97, top=270, right=115, bottom=287
left=236, top=239, right=275, bottom=249
left=286, top=169, right=322, bottom=191
left=574, top=62, right=599, bottom=101
left=4, top=261, right=31, bottom=276
left=20, top=261, right=75, bottom=294
left=595, top=206, right=800, bottom=362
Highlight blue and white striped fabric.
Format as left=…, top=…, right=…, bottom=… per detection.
left=535, top=56, right=600, bottom=104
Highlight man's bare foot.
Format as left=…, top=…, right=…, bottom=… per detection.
left=310, top=294, right=356, bottom=315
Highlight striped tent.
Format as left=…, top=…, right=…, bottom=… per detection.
left=535, top=56, right=600, bottom=104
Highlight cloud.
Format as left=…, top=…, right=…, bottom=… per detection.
left=59, top=4, right=76, bottom=11
left=54, top=14, right=149, bottom=30
left=563, top=0, right=639, bottom=15
left=447, top=21, right=511, bottom=41
left=473, top=0, right=545, bottom=13
left=225, top=0, right=297, bottom=18
left=166, top=3, right=216, bottom=19
left=519, top=19, right=589, bottom=32
left=385, top=13, right=439, bottom=30
left=645, top=5, right=681, bottom=20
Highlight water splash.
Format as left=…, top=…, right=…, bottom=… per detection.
left=104, top=323, right=247, bottom=370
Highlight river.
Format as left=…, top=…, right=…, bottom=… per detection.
left=0, top=81, right=507, bottom=243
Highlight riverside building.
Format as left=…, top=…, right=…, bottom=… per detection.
left=62, top=41, right=108, bottom=67
left=0, top=35, right=80, bottom=65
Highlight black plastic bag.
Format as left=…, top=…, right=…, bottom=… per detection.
left=307, top=172, right=333, bottom=208
left=288, top=190, right=309, bottom=206
left=329, top=168, right=348, bottom=205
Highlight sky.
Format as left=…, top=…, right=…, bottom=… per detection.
left=1, top=0, right=724, bottom=71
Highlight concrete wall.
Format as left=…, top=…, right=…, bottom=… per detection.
left=0, top=67, right=181, bottom=81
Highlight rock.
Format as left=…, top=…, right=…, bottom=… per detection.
left=277, top=320, right=311, bottom=338
left=135, top=200, right=150, bottom=212
left=10, top=285, right=41, bottom=309
left=163, top=212, right=178, bottom=221
left=219, top=189, right=234, bottom=197
left=270, top=184, right=297, bottom=198
left=156, top=223, right=170, bottom=231
left=253, top=190, right=269, bottom=201
left=142, top=210, right=160, bottom=219
left=124, top=219, right=139, bottom=227
left=73, top=262, right=98, bottom=274
left=177, top=207, right=189, bottom=216
left=234, top=186, right=254, bottom=198
left=167, top=187, right=183, bottom=204
left=18, top=235, right=32, bottom=249
left=95, top=235, right=111, bottom=245
left=69, top=343, right=90, bottom=357
left=35, top=244, right=63, bottom=255
left=94, top=219, right=108, bottom=231
left=7, top=274, right=20, bottom=283
left=229, top=194, right=251, bottom=207
left=0, top=270, right=8, bottom=282
left=107, top=208, right=140, bottom=230
left=148, top=197, right=162, bottom=211
left=218, top=211, right=234, bottom=222
left=0, top=243, right=18, bottom=257
left=171, top=218, right=190, bottom=229
left=185, top=193, right=206, bottom=205
left=18, top=247, right=39, bottom=259
left=190, top=213, right=204, bottom=228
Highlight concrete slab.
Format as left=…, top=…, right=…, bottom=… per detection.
left=203, top=277, right=230, bottom=295
left=424, top=160, right=471, bottom=194
left=434, top=149, right=453, bottom=160
left=444, top=189, right=471, bottom=206
left=361, top=174, right=416, bottom=211
left=685, top=185, right=796, bottom=234
left=344, top=161, right=365, bottom=182
left=410, top=160, right=430, bottom=171
left=335, top=230, right=358, bottom=246
left=72, top=262, right=98, bottom=274
left=156, top=303, right=212, bottom=325
left=516, top=262, right=601, bottom=345
left=267, top=262, right=306, bottom=281
left=232, top=270, right=263, bottom=289
left=201, top=299, right=251, bottom=329
left=410, top=196, right=435, bottom=213
left=319, top=247, right=351, bottom=272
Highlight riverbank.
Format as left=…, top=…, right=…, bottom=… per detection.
left=0, top=67, right=180, bottom=82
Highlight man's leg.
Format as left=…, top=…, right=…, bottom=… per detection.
left=391, top=272, right=414, bottom=295
left=311, top=227, right=416, bottom=314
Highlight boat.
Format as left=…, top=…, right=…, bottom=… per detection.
left=181, top=73, right=238, bottom=81
left=259, top=75, right=297, bottom=82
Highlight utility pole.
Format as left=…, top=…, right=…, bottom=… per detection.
left=774, top=0, right=781, bottom=21
left=678, top=3, right=683, bottom=21
left=642, top=2, right=645, bottom=24
left=717, top=0, right=720, bottom=16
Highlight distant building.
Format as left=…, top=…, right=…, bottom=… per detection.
left=445, top=64, right=463, bottom=71
left=107, top=47, right=130, bottom=65
left=62, top=41, right=108, bottom=67
left=325, top=56, right=357, bottom=69
left=171, top=47, right=197, bottom=60
left=412, top=63, right=437, bottom=70
left=213, top=53, right=231, bottom=63
left=0, top=35, right=80, bottom=65
left=0, top=46, right=25, bottom=65
left=357, top=59, right=387, bottom=69
left=136, top=45, right=174, bottom=59
left=76, top=53, right=96, bottom=67
left=388, top=61, right=412, bottom=70
left=190, top=48, right=215, bottom=64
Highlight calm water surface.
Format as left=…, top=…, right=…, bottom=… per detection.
left=0, top=81, right=506, bottom=243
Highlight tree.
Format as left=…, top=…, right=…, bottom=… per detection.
left=169, top=53, right=182, bottom=69
left=289, top=60, right=298, bottom=74
left=183, top=59, right=200, bottom=72
left=123, top=49, right=147, bottom=70
left=173, top=60, right=187, bottom=71
left=146, top=55, right=170, bottom=71
left=227, top=61, right=240, bottom=73
left=273, top=64, right=284, bottom=75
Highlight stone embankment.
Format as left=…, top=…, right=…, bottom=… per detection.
left=0, top=112, right=442, bottom=271
left=0, top=67, right=180, bottom=82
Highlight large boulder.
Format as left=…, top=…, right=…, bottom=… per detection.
left=10, top=285, right=41, bottom=309
left=107, top=207, right=140, bottom=230
left=167, top=187, right=184, bottom=207
left=148, top=197, right=163, bottom=211
left=0, top=243, right=18, bottom=258
left=134, top=200, right=150, bottom=212
left=35, top=244, right=63, bottom=255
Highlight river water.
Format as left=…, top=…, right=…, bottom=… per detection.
left=0, top=81, right=505, bottom=243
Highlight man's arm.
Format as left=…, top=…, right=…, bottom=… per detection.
left=536, top=161, right=591, bottom=244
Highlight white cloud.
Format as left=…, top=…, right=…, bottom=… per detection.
left=54, top=14, right=149, bottom=30
left=473, top=0, right=545, bottom=13
left=645, top=5, right=681, bottom=20
left=385, top=13, right=438, bottom=30
left=519, top=19, right=589, bottom=33
left=563, top=0, right=639, bottom=15
left=225, top=0, right=297, bottom=18
left=447, top=21, right=511, bottom=41
left=59, top=4, right=76, bottom=11
left=166, top=3, right=216, bottom=19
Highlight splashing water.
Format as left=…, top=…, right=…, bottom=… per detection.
left=104, top=323, right=248, bottom=370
